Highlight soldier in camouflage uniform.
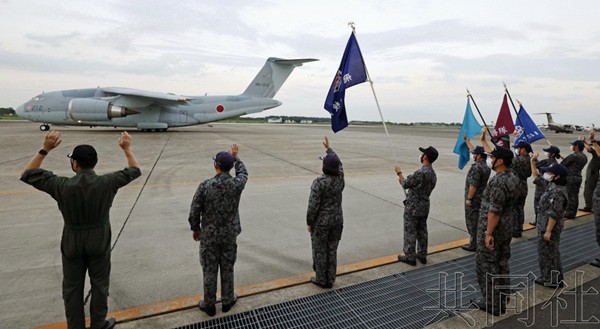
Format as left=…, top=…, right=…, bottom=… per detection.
left=561, top=140, right=588, bottom=218
left=581, top=131, right=600, bottom=212
left=529, top=146, right=560, bottom=225
left=188, top=144, right=248, bottom=316
left=395, top=146, right=438, bottom=266
left=473, top=146, right=519, bottom=316
left=589, top=139, right=600, bottom=268
left=306, top=137, right=345, bottom=289
left=462, top=146, right=491, bottom=252
left=534, top=163, right=569, bottom=287
left=510, top=141, right=532, bottom=237
left=21, top=131, right=140, bottom=329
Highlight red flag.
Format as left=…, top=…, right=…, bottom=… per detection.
left=492, top=94, right=515, bottom=148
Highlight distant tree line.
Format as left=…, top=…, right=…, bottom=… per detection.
left=0, top=107, right=16, bottom=116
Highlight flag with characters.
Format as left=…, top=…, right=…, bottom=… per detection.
left=324, top=32, right=367, bottom=132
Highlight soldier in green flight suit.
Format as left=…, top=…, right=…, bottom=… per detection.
left=21, top=131, right=141, bottom=329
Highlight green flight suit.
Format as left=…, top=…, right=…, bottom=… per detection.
left=21, top=167, right=141, bottom=329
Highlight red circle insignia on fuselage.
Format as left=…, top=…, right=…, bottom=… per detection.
left=216, top=104, right=224, bottom=113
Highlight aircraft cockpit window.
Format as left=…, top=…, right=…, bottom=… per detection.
left=31, top=95, right=44, bottom=101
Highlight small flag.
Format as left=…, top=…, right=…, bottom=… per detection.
left=453, top=99, right=483, bottom=169
left=324, top=33, right=367, bottom=132
left=492, top=94, right=515, bottom=149
left=513, top=105, right=545, bottom=147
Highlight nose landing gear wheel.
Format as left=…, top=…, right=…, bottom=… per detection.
left=39, top=124, right=50, bottom=131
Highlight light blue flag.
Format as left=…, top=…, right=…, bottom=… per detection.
left=453, top=99, right=483, bottom=169
left=513, top=105, right=545, bottom=147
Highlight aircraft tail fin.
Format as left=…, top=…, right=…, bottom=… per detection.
left=546, top=113, right=554, bottom=124
left=242, top=57, right=318, bottom=98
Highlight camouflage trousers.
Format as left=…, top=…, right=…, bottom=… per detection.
left=537, top=234, right=563, bottom=284
left=565, top=177, right=583, bottom=218
left=464, top=203, right=480, bottom=248
left=311, top=225, right=343, bottom=286
left=199, top=238, right=237, bottom=307
left=476, top=223, right=512, bottom=314
left=513, top=185, right=527, bottom=233
left=403, top=213, right=428, bottom=261
left=583, top=171, right=599, bottom=210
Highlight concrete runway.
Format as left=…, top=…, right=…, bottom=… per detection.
left=0, top=121, right=588, bottom=328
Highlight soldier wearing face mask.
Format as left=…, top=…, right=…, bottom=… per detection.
left=561, top=140, right=588, bottom=219
left=472, top=146, right=519, bottom=316
left=461, top=143, right=491, bottom=252
left=529, top=146, right=561, bottom=225
left=534, top=163, right=569, bottom=288
left=509, top=141, right=532, bottom=238
left=394, top=146, right=438, bottom=266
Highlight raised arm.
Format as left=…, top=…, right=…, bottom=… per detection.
left=530, top=153, right=539, bottom=177
left=480, top=128, right=493, bottom=153
left=118, top=131, right=139, bottom=168
left=22, top=131, right=62, bottom=174
left=463, top=131, right=475, bottom=151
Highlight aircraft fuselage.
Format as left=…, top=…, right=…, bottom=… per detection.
left=16, top=88, right=281, bottom=130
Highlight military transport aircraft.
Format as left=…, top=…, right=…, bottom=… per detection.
left=15, top=57, right=317, bottom=131
left=536, top=112, right=575, bottom=134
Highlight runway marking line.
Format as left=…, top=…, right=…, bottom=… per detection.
left=31, top=211, right=593, bottom=329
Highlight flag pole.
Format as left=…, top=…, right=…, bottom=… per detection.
left=349, top=22, right=397, bottom=162
left=348, top=23, right=396, bottom=160
left=349, top=22, right=405, bottom=196
left=466, top=89, right=494, bottom=139
left=504, top=82, right=529, bottom=142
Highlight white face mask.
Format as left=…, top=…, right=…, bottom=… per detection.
left=571, top=145, right=575, bottom=152
left=514, top=148, right=520, bottom=156
left=486, top=157, right=494, bottom=169
left=543, top=172, right=555, bottom=182
left=543, top=152, right=550, bottom=158
left=418, top=155, right=423, bottom=163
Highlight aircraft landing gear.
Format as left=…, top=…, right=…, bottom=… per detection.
left=39, top=124, right=50, bottom=131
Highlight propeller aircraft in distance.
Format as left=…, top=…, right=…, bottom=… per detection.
left=15, top=57, right=317, bottom=131
left=536, top=112, right=575, bottom=134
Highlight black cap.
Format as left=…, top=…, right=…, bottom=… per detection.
left=541, top=163, right=568, bottom=177
left=515, top=141, right=532, bottom=153
left=470, top=146, right=486, bottom=156
left=570, top=140, right=584, bottom=151
left=67, top=145, right=98, bottom=167
left=543, top=145, right=561, bottom=154
left=213, top=151, right=234, bottom=171
left=320, top=153, right=341, bottom=172
left=485, top=146, right=514, bottom=165
left=418, top=146, right=439, bottom=163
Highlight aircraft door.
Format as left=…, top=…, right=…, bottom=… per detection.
left=179, top=110, right=188, bottom=124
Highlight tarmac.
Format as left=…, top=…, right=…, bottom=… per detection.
left=0, top=120, right=596, bottom=328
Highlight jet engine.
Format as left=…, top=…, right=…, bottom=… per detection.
left=68, top=99, right=139, bottom=121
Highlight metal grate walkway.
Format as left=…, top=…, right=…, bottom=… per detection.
left=176, top=221, right=600, bottom=329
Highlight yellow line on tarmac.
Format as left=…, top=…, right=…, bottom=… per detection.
left=28, top=210, right=595, bottom=327
left=31, top=215, right=557, bottom=329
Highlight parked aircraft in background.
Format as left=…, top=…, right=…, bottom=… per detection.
left=584, top=124, right=600, bottom=132
left=535, top=112, right=575, bottom=134
left=15, top=57, right=317, bottom=131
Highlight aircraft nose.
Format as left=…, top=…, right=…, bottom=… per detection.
left=15, top=104, right=25, bottom=117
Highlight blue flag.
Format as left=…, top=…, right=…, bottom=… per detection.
left=324, top=33, right=367, bottom=132
left=513, top=105, right=545, bottom=147
left=453, top=99, right=482, bottom=169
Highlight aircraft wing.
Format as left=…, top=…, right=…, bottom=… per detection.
left=102, top=87, right=189, bottom=103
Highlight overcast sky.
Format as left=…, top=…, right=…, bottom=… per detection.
left=1, top=0, right=599, bottom=126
